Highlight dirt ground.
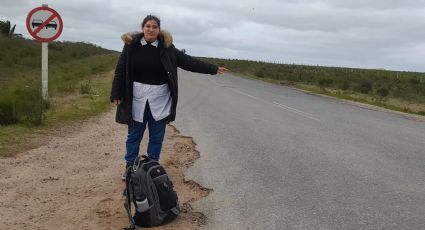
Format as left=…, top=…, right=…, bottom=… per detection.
left=0, top=110, right=212, bottom=229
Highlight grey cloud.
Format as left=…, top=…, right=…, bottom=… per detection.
left=1, top=0, right=424, bottom=71
left=326, top=0, right=425, bottom=10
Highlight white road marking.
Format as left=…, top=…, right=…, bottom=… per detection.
left=232, top=89, right=265, bottom=102
left=272, top=101, right=320, bottom=121
left=231, top=88, right=320, bottom=121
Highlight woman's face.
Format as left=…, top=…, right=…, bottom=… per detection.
left=143, top=20, right=160, bottom=42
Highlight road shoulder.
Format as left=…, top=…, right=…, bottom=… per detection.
left=0, top=110, right=211, bottom=229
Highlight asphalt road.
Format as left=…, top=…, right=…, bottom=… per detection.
left=173, top=70, right=425, bottom=230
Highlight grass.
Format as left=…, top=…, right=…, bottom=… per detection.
left=296, top=84, right=425, bottom=115
left=0, top=34, right=119, bottom=157
left=0, top=53, right=118, bottom=125
left=237, top=71, right=425, bottom=116
left=45, top=72, right=113, bottom=122
left=0, top=70, right=115, bottom=156
left=0, top=70, right=115, bottom=157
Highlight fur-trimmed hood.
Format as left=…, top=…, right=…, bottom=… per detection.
left=121, top=30, right=173, bottom=48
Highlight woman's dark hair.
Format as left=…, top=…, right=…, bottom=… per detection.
left=142, top=15, right=161, bottom=29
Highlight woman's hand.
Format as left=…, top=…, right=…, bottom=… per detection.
left=217, top=67, right=228, bottom=74
left=112, top=100, right=121, bottom=106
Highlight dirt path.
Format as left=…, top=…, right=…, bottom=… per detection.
left=0, top=110, right=212, bottom=229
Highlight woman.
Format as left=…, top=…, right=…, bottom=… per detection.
left=110, top=15, right=227, bottom=179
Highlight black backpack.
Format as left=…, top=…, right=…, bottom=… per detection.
left=123, top=155, right=180, bottom=229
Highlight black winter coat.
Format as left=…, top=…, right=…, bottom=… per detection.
left=110, top=31, right=218, bottom=125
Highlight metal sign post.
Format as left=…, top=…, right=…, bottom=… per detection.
left=42, top=42, right=48, bottom=101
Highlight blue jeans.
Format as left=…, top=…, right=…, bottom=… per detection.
left=125, top=102, right=166, bottom=163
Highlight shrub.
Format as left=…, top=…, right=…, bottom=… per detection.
left=318, top=78, right=333, bottom=88
left=0, top=99, right=18, bottom=125
left=357, top=81, right=372, bottom=94
left=255, top=68, right=267, bottom=78
left=287, top=74, right=298, bottom=82
left=408, top=77, right=420, bottom=85
left=338, top=81, right=350, bottom=90
left=13, top=87, right=43, bottom=125
left=376, top=88, right=390, bottom=98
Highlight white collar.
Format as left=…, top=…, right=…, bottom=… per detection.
left=141, top=37, right=159, bottom=47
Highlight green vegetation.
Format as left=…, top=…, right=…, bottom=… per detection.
left=0, top=34, right=119, bottom=156
left=199, top=57, right=425, bottom=115
left=0, top=20, right=16, bottom=36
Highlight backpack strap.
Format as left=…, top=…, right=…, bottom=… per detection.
left=132, top=156, right=141, bottom=171
left=123, top=202, right=135, bottom=230
left=170, top=206, right=180, bottom=215
left=123, top=167, right=136, bottom=230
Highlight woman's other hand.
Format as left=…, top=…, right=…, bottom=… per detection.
left=217, top=67, right=228, bottom=74
left=112, top=100, right=121, bottom=106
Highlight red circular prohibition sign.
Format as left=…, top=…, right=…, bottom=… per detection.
left=26, top=6, right=63, bottom=42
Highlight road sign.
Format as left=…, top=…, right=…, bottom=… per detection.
left=26, top=6, right=63, bottom=42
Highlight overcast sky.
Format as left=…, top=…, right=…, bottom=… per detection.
left=2, top=0, right=425, bottom=72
